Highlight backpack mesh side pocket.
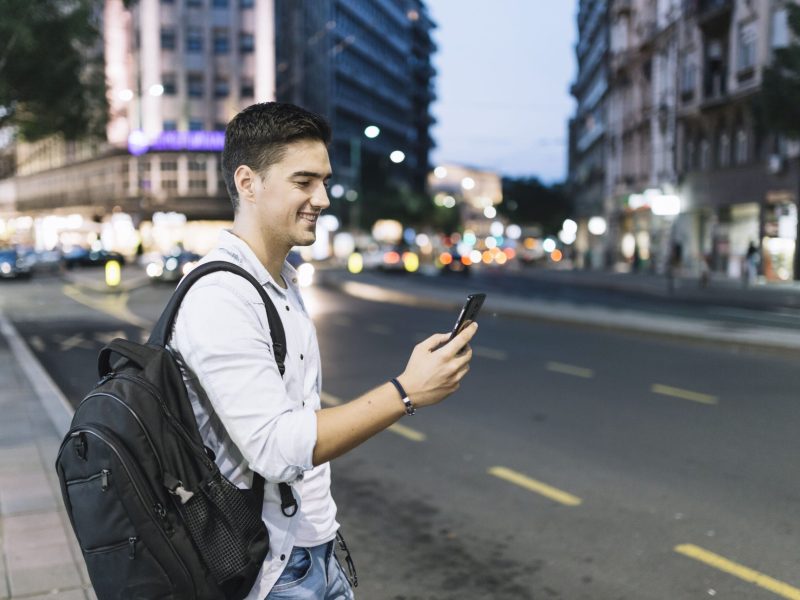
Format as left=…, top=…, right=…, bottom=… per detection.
left=178, top=472, right=268, bottom=591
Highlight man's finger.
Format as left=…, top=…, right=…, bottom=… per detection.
left=445, top=323, right=478, bottom=356
left=425, top=332, right=452, bottom=352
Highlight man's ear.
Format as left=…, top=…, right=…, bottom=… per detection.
left=234, top=165, right=257, bottom=204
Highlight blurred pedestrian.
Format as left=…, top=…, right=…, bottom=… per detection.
left=169, top=102, right=478, bottom=599
left=698, top=252, right=711, bottom=289
left=667, top=241, right=683, bottom=293
left=743, top=241, right=760, bottom=287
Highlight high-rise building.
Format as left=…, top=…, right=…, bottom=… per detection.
left=274, top=0, right=436, bottom=216
left=568, top=0, right=612, bottom=268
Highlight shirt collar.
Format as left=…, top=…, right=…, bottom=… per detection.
left=216, top=230, right=300, bottom=295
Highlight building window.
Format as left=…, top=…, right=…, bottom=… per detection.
left=680, top=61, right=695, bottom=97
left=214, top=77, right=229, bottom=98
left=188, top=73, right=204, bottom=97
left=212, top=0, right=228, bottom=6
left=161, top=28, right=176, bottom=50
left=163, top=121, right=177, bottom=132
left=213, top=28, right=229, bottom=54
left=189, top=120, right=204, bottom=131
left=187, top=27, right=203, bottom=53
left=214, top=121, right=228, bottom=131
left=772, top=9, right=790, bottom=48
left=162, top=73, right=177, bottom=95
left=700, top=139, right=710, bottom=170
left=189, top=159, right=206, bottom=171
left=240, top=32, right=254, bottom=53
left=240, top=0, right=254, bottom=7
left=161, top=159, right=178, bottom=170
left=685, top=140, right=695, bottom=171
left=737, top=22, right=757, bottom=72
left=718, top=133, right=730, bottom=168
left=736, top=129, right=748, bottom=164
left=163, top=179, right=178, bottom=190
left=186, top=0, right=202, bottom=7
left=241, top=78, right=254, bottom=98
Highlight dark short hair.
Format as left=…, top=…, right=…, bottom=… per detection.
left=221, top=102, right=332, bottom=211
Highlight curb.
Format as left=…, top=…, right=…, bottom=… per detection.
left=319, top=272, right=800, bottom=355
left=0, top=313, right=74, bottom=436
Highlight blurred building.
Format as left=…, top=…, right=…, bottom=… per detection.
left=569, top=0, right=800, bottom=281
left=0, top=0, right=436, bottom=254
left=275, top=0, right=436, bottom=201
left=675, top=0, right=799, bottom=281
left=568, top=0, right=612, bottom=269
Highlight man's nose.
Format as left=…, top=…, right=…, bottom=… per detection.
left=312, top=184, right=331, bottom=210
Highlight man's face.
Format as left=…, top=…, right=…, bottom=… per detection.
left=252, top=139, right=332, bottom=250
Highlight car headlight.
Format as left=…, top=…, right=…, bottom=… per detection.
left=146, top=262, right=164, bottom=278
left=1, top=262, right=11, bottom=274
left=181, top=261, right=197, bottom=275
left=165, top=257, right=179, bottom=271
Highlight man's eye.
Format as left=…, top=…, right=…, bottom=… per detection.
left=296, top=181, right=311, bottom=186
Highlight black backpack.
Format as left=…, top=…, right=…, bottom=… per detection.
left=55, top=261, right=297, bottom=600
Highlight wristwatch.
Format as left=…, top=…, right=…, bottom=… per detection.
left=389, top=377, right=416, bottom=416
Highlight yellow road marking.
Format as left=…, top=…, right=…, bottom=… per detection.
left=488, top=466, right=582, bottom=506
left=62, top=284, right=152, bottom=329
left=546, top=361, right=594, bottom=379
left=320, top=392, right=426, bottom=442
left=473, top=346, right=507, bottom=360
left=652, top=384, right=718, bottom=405
left=675, top=544, right=800, bottom=600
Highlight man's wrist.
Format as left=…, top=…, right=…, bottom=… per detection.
left=389, top=376, right=416, bottom=416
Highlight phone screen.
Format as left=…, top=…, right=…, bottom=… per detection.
left=435, top=293, right=485, bottom=350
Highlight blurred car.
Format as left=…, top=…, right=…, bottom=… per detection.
left=438, top=251, right=471, bottom=277
left=63, top=247, right=126, bottom=269
left=0, top=249, right=33, bottom=279
left=146, top=250, right=201, bottom=283
left=31, top=249, right=64, bottom=274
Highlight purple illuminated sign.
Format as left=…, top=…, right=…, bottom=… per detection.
left=128, top=130, right=225, bottom=155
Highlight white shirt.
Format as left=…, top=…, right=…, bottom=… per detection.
left=168, top=230, right=339, bottom=598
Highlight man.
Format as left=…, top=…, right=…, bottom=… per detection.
left=168, top=102, right=477, bottom=599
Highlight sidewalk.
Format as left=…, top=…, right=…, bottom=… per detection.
left=0, top=315, right=93, bottom=599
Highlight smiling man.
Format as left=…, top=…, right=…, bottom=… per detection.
left=168, top=102, right=477, bottom=599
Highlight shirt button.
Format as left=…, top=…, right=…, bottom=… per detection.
left=300, top=354, right=304, bottom=360
left=280, top=554, right=286, bottom=561
left=285, top=305, right=290, bottom=311
left=292, top=278, right=297, bottom=284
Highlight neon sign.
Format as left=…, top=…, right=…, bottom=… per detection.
left=128, top=130, right=225, bottom=155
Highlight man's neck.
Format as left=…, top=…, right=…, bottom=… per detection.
left=230, top=224, right=287, bottom=288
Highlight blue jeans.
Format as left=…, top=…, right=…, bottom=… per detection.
left=266, top=541, right=355, bottom=599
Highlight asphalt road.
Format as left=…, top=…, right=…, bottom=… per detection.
left=2, top=273, right=799, bottom=599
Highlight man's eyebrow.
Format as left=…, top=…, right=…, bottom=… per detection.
left=289, top=170, right=332, bottom=179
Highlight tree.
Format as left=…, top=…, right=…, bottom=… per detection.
left=498, top=177, right=571, bottom=235
left=0, top=0, right=108, bottom=141
left=760, top=2, right=800, bottom=279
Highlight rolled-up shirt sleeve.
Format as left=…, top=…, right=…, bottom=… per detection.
left=173, top=279, right=317, bottom=483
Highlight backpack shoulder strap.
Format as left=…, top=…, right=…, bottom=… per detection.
left=148, top=260, right=287, bottom=376
left=148, top=259, right=296, bottom=516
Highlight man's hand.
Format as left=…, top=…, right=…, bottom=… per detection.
left=396, top=322, right=478, bottom=409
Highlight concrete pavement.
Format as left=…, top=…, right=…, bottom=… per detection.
left=1, top=260, right=799, bottom=599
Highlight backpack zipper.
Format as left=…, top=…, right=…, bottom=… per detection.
left=75, top=392, right=164, bottom=475
left=71, top=426, right=194, bottom=595
left=66, top=469, right=111, bottom=491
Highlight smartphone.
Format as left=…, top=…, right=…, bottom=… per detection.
left=434, top=293, right=485, bottom=350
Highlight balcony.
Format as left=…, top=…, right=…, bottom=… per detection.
left=696, top=0, right=732, bottom=33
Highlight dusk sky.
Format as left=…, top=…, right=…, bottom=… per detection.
left=426, top=1, right=579, bottom=184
